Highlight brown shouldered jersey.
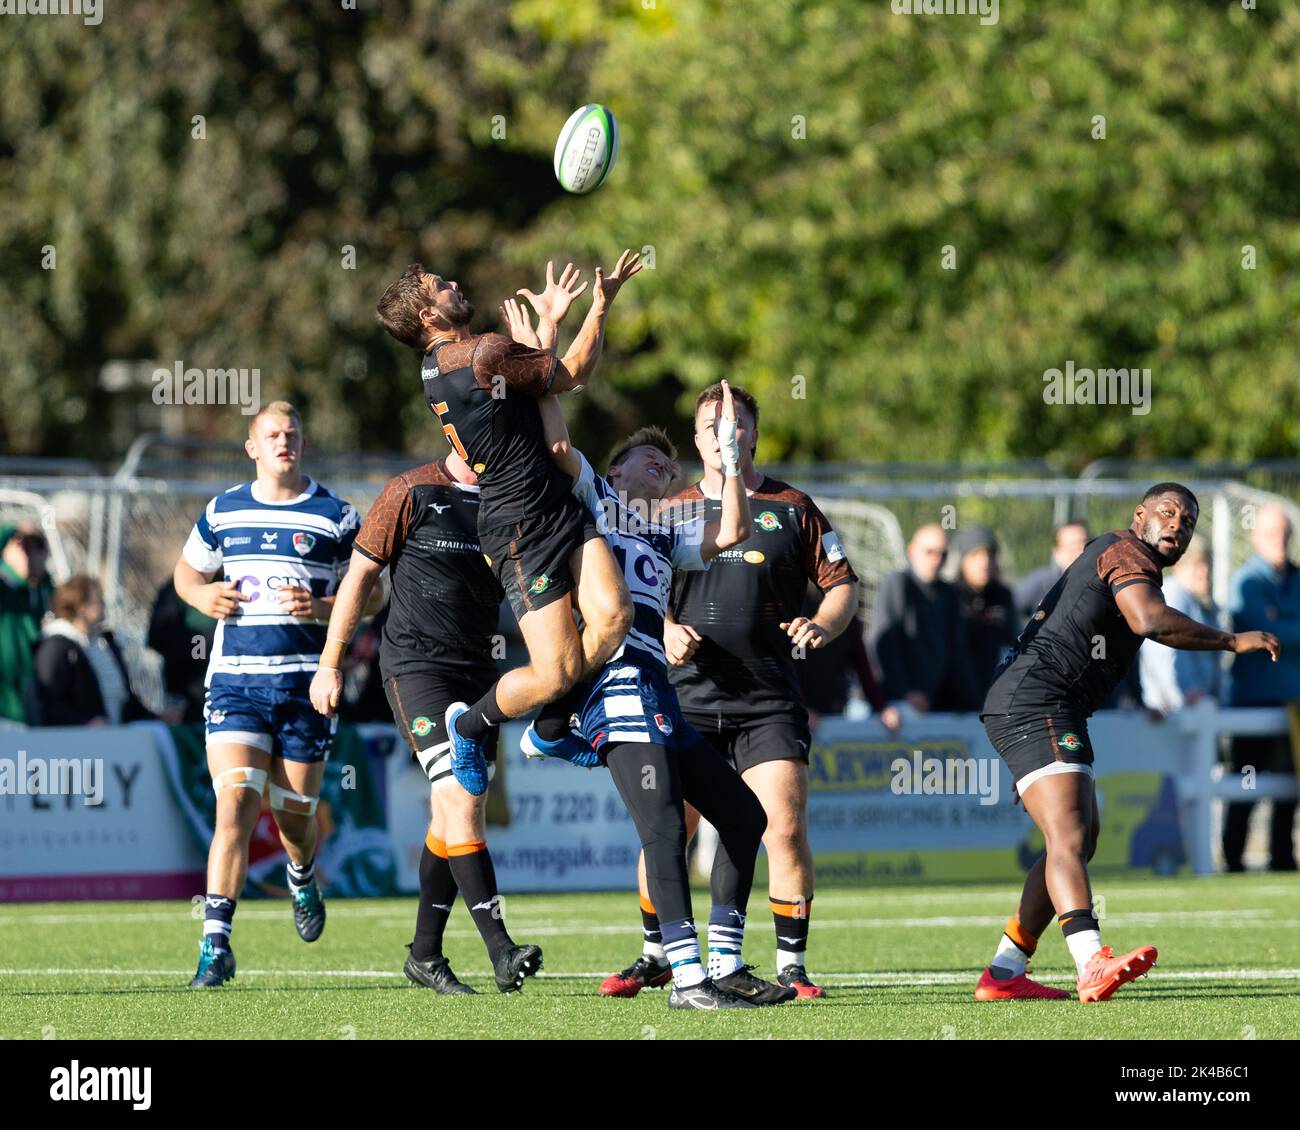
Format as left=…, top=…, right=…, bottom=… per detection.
left=664, top=477, right=856, bottom=719
left=355, top=459, right=503, bottom=678
left=419, top=332, right=571, bottom=530
left=982, top=528, right=1164, bottom=717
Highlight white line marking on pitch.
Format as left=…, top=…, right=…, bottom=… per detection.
left=3, top=967, right=1300, bottom=988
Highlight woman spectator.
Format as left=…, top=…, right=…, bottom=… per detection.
left=31, top=575, right=156, bottom=726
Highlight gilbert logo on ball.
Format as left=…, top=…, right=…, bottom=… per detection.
left=554, top=104, right=619, bottom=194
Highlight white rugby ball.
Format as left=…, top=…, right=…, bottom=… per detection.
left=553, top=103, right=619, bottom=194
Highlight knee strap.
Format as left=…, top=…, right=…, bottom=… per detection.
left=212, top=766, right=268, bottom=796
left=269, top=782, right=319, bottom=815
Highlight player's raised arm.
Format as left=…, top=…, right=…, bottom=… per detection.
left=538, top=394, right=582, bottom=480
left=698, top=380, right=751, bottom=561
left=1116, top=582, right=1280, bottom=658
left=550, top=248, right=642, bottom=392
left=309, top=550, right=385, bottom=717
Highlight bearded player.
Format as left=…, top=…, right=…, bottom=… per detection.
left=375, top=253, right=639, bottom=799
left=517, top=358, right=786, bottom=1009
left=975, top=484, right=1279, bottom=1003
left=175, top=403, right=361, bottom=988
left=309, top=451, right=543, bottom=995
left=602, top=385, right=858, bottom=1000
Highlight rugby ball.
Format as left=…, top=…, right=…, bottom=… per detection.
left=553, top=104, right=619, bottom=194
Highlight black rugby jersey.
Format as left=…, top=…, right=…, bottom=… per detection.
left=420, top=333, right=572, bottom=530
left=664, top=478, right=856, bottom=719
left=983, top=528, right=1164, bottom=718
left=354, top=459, right=503, bottom=677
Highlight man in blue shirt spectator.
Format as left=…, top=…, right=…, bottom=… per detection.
left=1224, top=505, right=1300, bottom=872
left=1140, top=536, right=1222, bottom=713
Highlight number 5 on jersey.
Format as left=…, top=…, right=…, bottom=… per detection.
left=432, top=401, right=468, bottom=461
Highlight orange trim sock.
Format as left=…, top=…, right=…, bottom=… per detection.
left=772, top=895, right=812, bottom=973
left=447, top=840, right=512, bottom=960
left=990, top=914, right=1038, bottom=979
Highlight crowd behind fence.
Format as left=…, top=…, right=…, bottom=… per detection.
left=1, top=436, right=1299, bottom=721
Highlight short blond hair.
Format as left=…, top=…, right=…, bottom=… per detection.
left=249, top=400, right=303, bottom=437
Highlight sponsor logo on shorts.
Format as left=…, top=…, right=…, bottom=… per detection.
left=654, top=713, right=673, bottom=735
left=411, top=716, right=434, bottom=737
left=529, top=573, right=552, bottom=595
left=756, top=510, right=782, bottom=532
left=473, top=463, right=486, bottom=473
left=208, top=709, right=226, bottom=725
left=292, top=532, right=316, bottom=555
left=1059, top=732, right=1084, bottom=752
left=743, top=550, right=765, bottom=564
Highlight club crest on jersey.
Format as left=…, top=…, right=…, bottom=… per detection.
left=1059, top=732, right=1084, bottom=752
left=756, top=510, right=782, bottom=532
left=654, top=714, right=673, bottom=735
left=292, top=532, right=316, bottom=556
left=529, top=573, right=551, bottom=595
left=411, top=716, right=434, bottom=738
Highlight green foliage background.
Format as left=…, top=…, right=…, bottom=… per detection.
left=2, top=0, right=1297, bottom=467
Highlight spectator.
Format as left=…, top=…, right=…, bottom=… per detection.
left=1013, top=520, right=1089, bottom=622
left=869, top=523, right=981, bottom=713
left=794, top=583, right=901, bottom=732
left=951, top=524, right=1017, bottom=697
left=146, top=577, right=217, bottom=723
left=1140, top=536, right=1221, bottom=714
left=0, top=522, right=53, bottom=723
left=1224, top=505, right=1300, bottom=872
left=31, top=575, right=157, bottom=727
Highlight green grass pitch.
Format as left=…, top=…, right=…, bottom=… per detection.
left=2, top=876, right=1297, bottom=1040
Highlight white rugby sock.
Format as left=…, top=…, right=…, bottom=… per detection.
left=991, top=933, right=1029, bottom=978
left=1066, top=930, right=1103, bottom=976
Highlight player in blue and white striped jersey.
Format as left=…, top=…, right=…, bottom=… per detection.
left=520, top=369, right=792, bottom=1010
left=172, top=401, right=362, bottom=988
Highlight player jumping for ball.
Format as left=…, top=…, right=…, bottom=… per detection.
left=375, top=252, right=640, bottom=799
left=976, top=484, right=1279, bottom=1003
left=174, top=403, right=363, bottom=988
left=309, top=450, right=544, bottom=995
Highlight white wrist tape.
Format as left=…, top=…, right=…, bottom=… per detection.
left=717, top=415, right=741, bottom=477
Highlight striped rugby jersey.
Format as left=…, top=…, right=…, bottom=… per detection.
left=182, top=478, right=359, bottom=687
left=571, top=453, right=708, bottom=674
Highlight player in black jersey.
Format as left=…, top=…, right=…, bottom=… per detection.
left=601, top=384, right=859, bottom=1000
left=308, top=451, right=542, bottom=995
left=375, top=252, right=641, bottom=798
left=975, top=484, right=1279, bottom=1004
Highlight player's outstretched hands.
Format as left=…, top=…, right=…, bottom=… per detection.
left=593, top=248, right=642, bottom=309
left=500, top=297, right=540, bottom=348
left=1232, top=630, right=1281, bottom=660
left=664, top=620, right=703, bottom=666
left=309, top=666, right=343, bottom=718
left=518, top=260, right=588, bottom=326
left=197, top=580, right=248, bottom=620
